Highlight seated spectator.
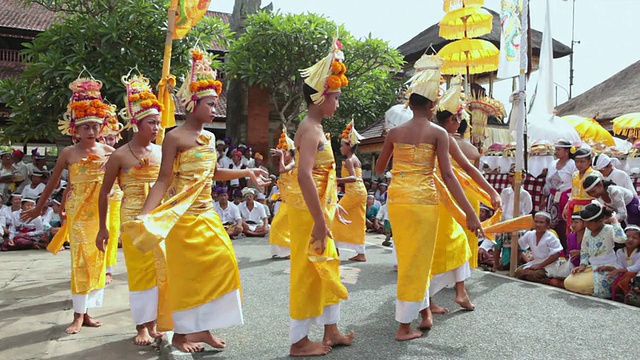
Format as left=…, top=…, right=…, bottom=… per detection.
left=256, top=193, right=271, bottom=222
left=374, top=182, right=388, bottom=205
left=583, top=173, right=640, bottom=226
left=608, top=225, right=640, bottom=301
left=1, top=197, right=45, bottom=251
left=45, top=197, right=63, bottom=239
left=565, top=203, right=627, bottom=298
left=238, top=187, right=269, bottom=237
left=21, top=170, right=46, bottom=200
left=514, top=212, right=563, bottom=284
left=365, top=195, right=379, bottom=232
left=232, top=188, right=243, bottom=205
left=213, top=187, right=243, bottom=238
left=567, top=213, right=585, bottom=268
left=375, top=201, right=392, bottom=247
left=478, top=204, right=496, bottom=269
left=592, top=153, right=635, bottom=192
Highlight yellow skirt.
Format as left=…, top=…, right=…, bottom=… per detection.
left=564, top=268, right=594, bottom=295
left=69, top=214, right=106, bottom=295
left=431, top=204, right=471, bottom=276
left=164, top=210, right=241, bottom=313
left=388, top=203, right=439, bottom=302
left=288, top=208, right=347, bottom=320
left=331, top=192, right=366, bottom=248
left=464, top=196, right=480, bottom=269
left=106, top=198, right=121, bottom=269
left=269, top=202, right=291, bottom=249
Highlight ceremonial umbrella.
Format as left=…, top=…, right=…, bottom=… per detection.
left=438, top=38, right=499, bottom=75
left=561, top=115, right=615, bottom=146
left=443, top=0, right=486, bottom=12
left=612, top=113, right=640, bottom=138
left=439, top=6, right=493, bottom=40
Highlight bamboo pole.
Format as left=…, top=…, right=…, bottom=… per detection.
left=156, top=0, right=178, bottom=144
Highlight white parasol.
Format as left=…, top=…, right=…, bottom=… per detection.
left=384, top=104, right=413, bottom=131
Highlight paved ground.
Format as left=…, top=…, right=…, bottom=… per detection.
left=1, top=234, right=638, bottom=360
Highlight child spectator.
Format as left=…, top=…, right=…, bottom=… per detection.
left=566, top=213, right=585, bottom=268
left=608, top=225, right=640, bottom=301
left=375, top=201, right=392, bottom=247
left=583, top=173, right=640, bottom=226
left=565, top=148, right=599, bottom=234
left=513, top=212, right=563, bottom=284
left=1, top=197, right=45, bottom=250
left=365, top=195, right=379, bottom=232
left=477, top=204, right=495, bottom=269
left=565, top=203, right=626, bottom=298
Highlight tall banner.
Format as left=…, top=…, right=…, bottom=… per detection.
left=173, top=0, right=212, bottom=40
left=497, top=0, right=526, bottom=79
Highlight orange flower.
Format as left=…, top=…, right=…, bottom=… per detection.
left=331, top=61, right=343, bottom=74
left=327, top=75, right=342, bottom=90
left=140, top=100, right=153, bottom=108
left=340, top=75, right=349, bottom=87
left=340, top=63, right=347, bottom=74
left=75, top=110, right=86, bottom=118
left=190, top=83, right=199, bottom=93
left=90, top=99, right=102, bottom=107
left=129, top=94, right=140, bottom=102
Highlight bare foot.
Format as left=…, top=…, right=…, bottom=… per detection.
left=82, top=313, right=102, bottom=327
left=105, top=273, right=112, bottom=285
left=172, top=333, right=204, bottom=353
left=65, top=313, right=84, bottom=334
left=455, top=295, right=476, bottom=311
left=429, top=302, right=449, bottom=314
left=395, top=324, right=422, bottom=341
left=290, top=337, right=331, bottom=357
left=145, top=322, right=163, bottom=339
left=418, top=308, right=433, bottom=330
left=134, top=325, right=153, bottom=346
left=187, top=330, right=226, bottom=349
left=348, top=254, right=366, bottom=262
left=323, top=327, right=354, bottom=347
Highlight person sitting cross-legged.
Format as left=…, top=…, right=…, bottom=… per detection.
left=513, top=212, right=564, bottom=285
left=213, top=187, right=243, bottom=238
left=238, top=187, right=269, bottom=237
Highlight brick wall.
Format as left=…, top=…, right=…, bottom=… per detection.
left=247, top=86, right=271, bottom=158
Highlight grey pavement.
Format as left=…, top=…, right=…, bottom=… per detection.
left=1, top=234, right=639, bottom=360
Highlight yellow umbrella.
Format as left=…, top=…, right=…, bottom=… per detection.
left=612, top=113, right=640, bottom=138
left=438, top=38, right=499, bottom=75
left=439, top=6, right=493, bottom=40
left=443, top=0, right=485, bottom=12
left=560, top=115, right=615, bottom=146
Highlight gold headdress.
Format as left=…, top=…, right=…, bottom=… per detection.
left=405, top=54, right=444, bottom=102
left=276, top=125, right=295, bottom=151
left=341, top=120, right=363, bottom=146
left=177, top=48, right=223, bottom=113
left=299, top=37, right=348, bottom=105
left=438, top=74, right=469, bottom=120
left=103, top=112, right=124, bottom=142
left=120, top=73, right=163, bottom=132
left=59, top=75, right=115, bottom=141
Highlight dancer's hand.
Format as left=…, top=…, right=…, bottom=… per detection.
left=95, top=228, right=109, bottom=252
left=310, top=222, right=331, bottom=254
left=247, top=168, right=270, bottom=187
left=466, top=214, right=485, bottom=238
left=21, top=206, right=42, bottom=223
left=490, top=193, right=502, bottom=210
left=336, top=204, right=351, bottom=225
left=270, top=148, right=283, bottom=158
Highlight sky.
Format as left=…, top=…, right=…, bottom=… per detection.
left=209, top=0, right=640, bottom=108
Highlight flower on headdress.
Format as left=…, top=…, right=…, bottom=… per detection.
left=339, top=75, right=349, bottom=87
left=331, top=61, right=343, bottom=74
left=327, top=75, right=342, bottom=90
left=570, top=146, right=576, bottom=154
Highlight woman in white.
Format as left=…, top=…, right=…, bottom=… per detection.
left=591, top=153, right=634, bottom=192
left=582, top=173, right=640, bottom=226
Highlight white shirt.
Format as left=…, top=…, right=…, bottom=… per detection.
left=2, top=205, right=18, bottom=228
left=259, top=202, right=271, bottom=218
left=500, top=186, right=533, bottom=221
left=376, top=203, right=389, bottom=222
left=9, top=210, right=44, bottom=240
left=22, top=182, right=45, bottom=200
left=615, top=248, right=640, bottom=272
left=238, top=201, right=267, bottom=225
left=598, top=185, right=635, bottom=223
left=242, top=156, right=255, bottom=168
left=544, top=159, right=577, bottom=195
left=374, top=189, right=387, bottom=205
left=214, top=201, right=242, bottom=225
left=227, top=162, right=244, bottom=187
left=518, top=230, right=564, bottom=271
left=218, top=156, right=233, bottom=169
left=606, top=168, right=635, bottom=193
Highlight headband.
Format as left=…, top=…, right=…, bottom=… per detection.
left=574, top=149, right=592, bottom=159
left=581, top=201, right=604, bottom=221
left=583, top=174, right=603, bottom=192
left=534, top=211, right=552, bottom=220
left=571, top=213, right=583, bottom=220
left=625, top=225, right=640, bottom=233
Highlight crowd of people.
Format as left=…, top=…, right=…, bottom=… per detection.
left=2, top=31, right=640, bottom=359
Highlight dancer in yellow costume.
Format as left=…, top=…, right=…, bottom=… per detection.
left=288, top=37, right=354, bottom=357
left=376, top=54, right=482, bottom=341
left=129, top=49, right=267, bottom=353
left=268, top=126, right=296, bottom=259
left=332, top=120, right=368, bottom=262
left=429, top=75, right=501, bottom=314
left=95, top=72, right=170, bottom=346
left=102, top=115, right=124, bottom=284
left=23, top=75, right=115, bottom=334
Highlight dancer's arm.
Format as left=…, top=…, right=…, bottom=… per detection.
left=96, top=152, right=121, bottom=251
left=22, top=147, right=69, bottom=222
left=337, top=158, right=358, bottom=183
left=375, top=130, right=395, bottom=175
left=435, top=129, right=482, bottom=234
left=449, top=138, right=501, bottom=210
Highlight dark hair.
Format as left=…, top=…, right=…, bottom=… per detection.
left=435, top=110, right=453, bottom=125
left=303, top=83, right=318, bottom=105
left=288, top=149, right=295, bottom=157
left=457, top=119, right=468, bottom=136
left=571, top=148, right=592, bottom=161
left=582, top=175, right=614, bottom=191
left=579, top=203, right=613, bottom=222
left=408, top=93, right=432, bottom=108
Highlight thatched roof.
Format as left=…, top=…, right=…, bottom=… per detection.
left=555, top=60, right=640, bottom=121
left=398, top=7, right=571, bottom=65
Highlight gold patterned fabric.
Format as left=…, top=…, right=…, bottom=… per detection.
left=269, top=171, right=293, bottom=250
left=288, top=139, right=348, bottom=320
left=106, top=184, right=122, bottom=269
left=388, top=144, right=440, bottom=302
left=331, top=166, right=367, bottom=248
left=119, top=163, right=172, bottom=331
left=129, top=134, right=241, bottom=314
left=48, top=155, right=106, bottom=295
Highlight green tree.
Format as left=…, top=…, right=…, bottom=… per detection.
left=0, top=0, right=232, bottom=144
left=225, top=11, right=403, bottom=137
